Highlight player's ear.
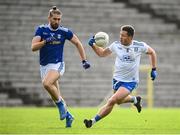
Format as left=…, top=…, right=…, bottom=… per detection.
left=48, top=16, right=51, bottom=22
left=128, top=36, right=133, bottom=41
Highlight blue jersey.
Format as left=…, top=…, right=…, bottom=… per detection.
left=34, top=24, right=73, bottom=66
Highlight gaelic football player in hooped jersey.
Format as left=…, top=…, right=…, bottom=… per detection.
left=31, top=6, right=90, bottom=128
left=84, top=25, right=157, bottom=128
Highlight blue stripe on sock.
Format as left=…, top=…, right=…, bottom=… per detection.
left=95, top=115, right=101, bottom=122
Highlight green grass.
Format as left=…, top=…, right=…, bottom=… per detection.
left=0, top=107, right=180, bottom=134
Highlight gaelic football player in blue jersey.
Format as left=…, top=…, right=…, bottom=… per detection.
left=31, top=6, right=90, bottom=128
left=84, top=25, right=157, bottom=128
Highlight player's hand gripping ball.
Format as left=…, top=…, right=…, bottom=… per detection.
left=94, top=32, right=109, bottom=47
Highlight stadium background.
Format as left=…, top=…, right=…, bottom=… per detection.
left=0, top=0, right=180, bottom=108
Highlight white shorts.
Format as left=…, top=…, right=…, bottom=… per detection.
left=40, top=62, right=65, bottom=80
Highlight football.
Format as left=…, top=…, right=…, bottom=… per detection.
left=94, top=32, right=109, bottom=47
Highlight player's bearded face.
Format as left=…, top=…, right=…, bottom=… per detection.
left=49, top=14, right=61, bottom=29
left=120, top=31, right=132, bottom=46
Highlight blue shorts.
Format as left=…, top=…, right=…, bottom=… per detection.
left=112, top=79, right=138, bottom=92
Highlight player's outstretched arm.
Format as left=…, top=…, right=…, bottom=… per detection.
left=70, top=34, right=90, bottom=69
left=147, top=46, right=157, bottom=80
left=88, top=37, right=112, bottom=57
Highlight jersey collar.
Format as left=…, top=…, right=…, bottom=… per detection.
left=48, top=24, right=59, bottom=31
left=121, top=41, right=133, bottom=48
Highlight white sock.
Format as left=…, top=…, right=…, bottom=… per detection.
left=55, top=97, right=62, bottom=103
left=132, top=96, right=137, bottom=104
left=91, top=118, right=96, bottom=125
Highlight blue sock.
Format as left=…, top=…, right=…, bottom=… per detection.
left=94, top=115, right=101, bottom=122
left=55, top=100, right=66, bottom=114
left=56, top=99, right=64, bottom=107
left=55, top=99, right=67, bottom=120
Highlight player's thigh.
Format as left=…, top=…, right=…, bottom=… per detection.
left=111, top=87, right=130, bottom=103
left=43, top=70, right=60, bottom=84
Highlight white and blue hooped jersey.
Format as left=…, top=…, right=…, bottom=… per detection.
left=34, top=24, right=73, bottom=66
left=108, top=40, right=149, bottom=83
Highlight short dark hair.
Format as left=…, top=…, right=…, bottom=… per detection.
left=121, top=25, right=135, bottom=37
left=48, top=6, right=62, bottom=17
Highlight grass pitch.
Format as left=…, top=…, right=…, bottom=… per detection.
left=0, top=107, right=180, bottom=134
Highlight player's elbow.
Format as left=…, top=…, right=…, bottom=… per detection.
left=31, top=47, right=35, bottom=52
left=31, top=45, right=37, bottom=52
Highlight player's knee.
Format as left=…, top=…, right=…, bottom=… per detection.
left=42, top=80, right=51, bottom=90
left=117, top=101, right=122, bottom=105
left=107, top=98, right=117, bottom=106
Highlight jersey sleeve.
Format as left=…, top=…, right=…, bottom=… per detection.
left=59, top=26, right=74, bottom=40
left=34, top=27, right=42, bottom=37
left=108, top=42, right=116, bottom=52
left=65, top=29, right=73, bottom=40
left=34, top=26, right=43, bottom=37
left=141, top=42, right=149, bottom=53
